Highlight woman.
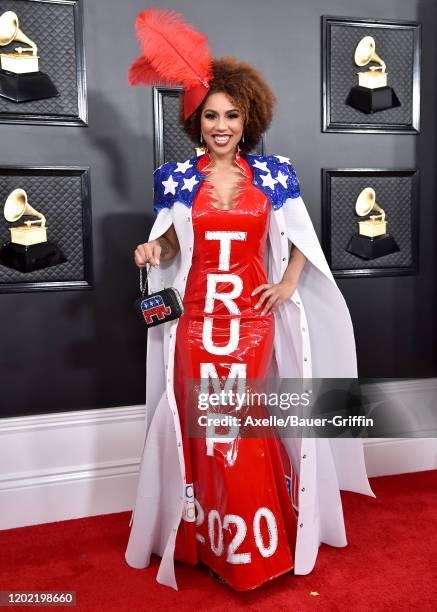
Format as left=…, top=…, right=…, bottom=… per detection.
left=126, top=8, right=374, bottom=592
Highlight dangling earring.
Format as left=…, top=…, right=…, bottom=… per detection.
left=237, top=133, right=245, bottom=155
left=196, top=132, right=206, bottom=157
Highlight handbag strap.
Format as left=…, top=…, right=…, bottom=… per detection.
left=139, top=264, right=153, bottom=297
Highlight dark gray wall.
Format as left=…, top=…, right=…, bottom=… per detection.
left=0, top=0, right=435, bottom=418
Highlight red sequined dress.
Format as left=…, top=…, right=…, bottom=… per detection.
left=173, top=150, right=297, bottom=591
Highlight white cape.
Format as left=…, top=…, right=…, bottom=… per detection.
left=125, top=194, right=375, bottom=590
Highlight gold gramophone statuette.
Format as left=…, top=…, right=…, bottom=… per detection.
left=5, top=188, right=48, bottom=245
left=0, top=11, right=39, bottom=74
left=346, top=35, right=400, bottom=113
left=0, top=11, right=58, bottom=103
left=356, top=187, right=387, bottom=237
left=355, top=36, right=387, bottom=89
left=0, top=188, right=66, bottom=272
left=346, top=187, right=400, bottom=260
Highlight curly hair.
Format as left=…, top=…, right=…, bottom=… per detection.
left=179, top=56, right=276, bottom=153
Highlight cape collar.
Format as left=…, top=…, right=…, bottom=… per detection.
left=153, top=150, right=301, bottom=214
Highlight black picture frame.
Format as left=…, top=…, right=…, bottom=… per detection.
left=153, top=86, right=265, bottom=167
left=0, top=0, right=87, bottom=126
left=0, top=165, right=93, bottom=293
left=322, top=15, right=421, bottom=134
left=322, top=168, right=419, bottom=278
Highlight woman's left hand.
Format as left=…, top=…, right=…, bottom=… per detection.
left=251, top=280, right=297, bottom=315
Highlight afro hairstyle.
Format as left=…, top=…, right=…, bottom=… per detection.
left=180, top=56, right=276, bottom=153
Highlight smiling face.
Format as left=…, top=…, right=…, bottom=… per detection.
left=200, top=92, right=245, bottom=157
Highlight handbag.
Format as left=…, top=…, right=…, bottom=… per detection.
left=134, top=264, right=184, bottom=328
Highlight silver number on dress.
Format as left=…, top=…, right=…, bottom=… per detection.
left=253, top=507, right=278, bottom=558
left=223, top=514, right=251, bottom=564
left=195, top=498, right=206, bottom=544
left=208, top=509, right=224, bottom=556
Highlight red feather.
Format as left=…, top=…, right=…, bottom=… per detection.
left=131, top=7, right=212, bottom=89
left=128, top=56, right=177, bottom=87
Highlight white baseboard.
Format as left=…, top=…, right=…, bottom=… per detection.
left=1, top=379, right=436, bottom=530
left=364, top=437, right=437, bottom=477
left=360, top=377, right=437, bottom=477
left=0, top=406, right=147, bottom=530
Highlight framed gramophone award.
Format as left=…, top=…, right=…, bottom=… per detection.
left=322, top=16, right=421, bottom=133
left=322, top=168, right=419, bottom=278
left=0, top=0, right=86, bottom=126
left=0, top=166, right=93, bottom=293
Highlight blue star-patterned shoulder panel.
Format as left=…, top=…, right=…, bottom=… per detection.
left=153, top=154, right=301, bottom=214
left=244, top=154, right=301, bottom=210
left=153, top=155, right=203, bottom=214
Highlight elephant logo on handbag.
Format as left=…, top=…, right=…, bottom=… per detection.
left=140, top=294, right=171, bottom=324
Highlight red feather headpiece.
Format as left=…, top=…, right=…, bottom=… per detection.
left=128, top=7, right=213, bottom=118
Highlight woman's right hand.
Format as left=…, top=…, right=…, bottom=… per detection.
left=134, top=225, right=179, bottom=268
left=134, top=240, right=161, bottom=268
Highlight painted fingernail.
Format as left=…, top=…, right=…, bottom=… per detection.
left=254, top=304, right=259, bottom=309
left=156, top=259, right=160, bottom=265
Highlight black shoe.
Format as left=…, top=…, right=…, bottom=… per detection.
left=208, top=567, right=227, bottom=584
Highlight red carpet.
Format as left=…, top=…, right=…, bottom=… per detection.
left=0, top=470, right=436, bottom=611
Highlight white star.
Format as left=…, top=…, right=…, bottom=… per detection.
left=275, top=170, right=289, bottom=189
left=175, top=160, right=193, bottom=174
left=275, top=155, right=291, bottom=164
left=162, top=174, right=178, bottom=195
left=252, top=159, right=269, bottom=172
left=181, top=175, right=199, bottom=192
left=260, top=173, right=278, bottom=190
